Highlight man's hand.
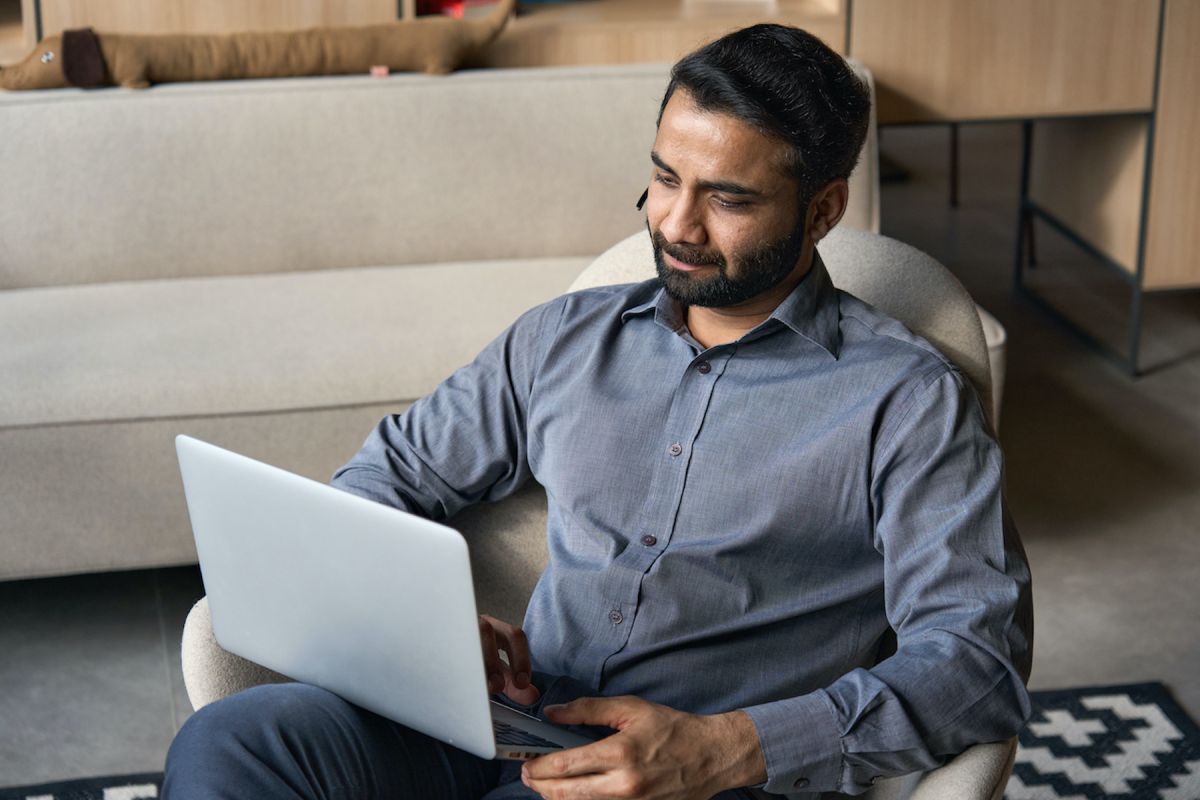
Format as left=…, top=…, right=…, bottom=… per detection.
left=479, top=614, right=540, bottom=705
left=521, top=696, right=767, bottom=800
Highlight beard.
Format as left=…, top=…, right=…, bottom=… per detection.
left=649, top=218, right=808, bottom=308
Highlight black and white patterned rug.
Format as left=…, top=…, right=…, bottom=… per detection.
left=1, top=683, right=1196, bottom=800
left=0, top=772, right=161, bottom=800
left=1006, top=683, right=1200, bottom=799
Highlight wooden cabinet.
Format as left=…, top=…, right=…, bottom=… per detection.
left=5, top=0, right=847, bottom=60
left=848, top=0, right=1159, bottom=123
left=1028, top=117, right=1148, bottom=277
left=18, top=0, right=399, bottom=42
left=1010, top=0, right=1200, bottom=373
left=847, top=0, right=1198, bottom=368
left=481, top=0, right=847, bottom=67
left=1144, top=0, right=1200, bottom=291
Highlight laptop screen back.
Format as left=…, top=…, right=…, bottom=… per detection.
left=175, top=435, right=499, bottom=759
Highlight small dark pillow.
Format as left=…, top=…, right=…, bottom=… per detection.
left=62, top=28, right=107, bottom=88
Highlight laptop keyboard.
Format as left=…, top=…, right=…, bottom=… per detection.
left=494, top=719, right=564, bottom=750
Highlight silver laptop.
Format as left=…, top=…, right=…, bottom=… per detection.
left=175, top=434, right=595, bottom=760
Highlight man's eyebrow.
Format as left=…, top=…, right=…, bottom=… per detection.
left=650, top=150, right=765, bottom=198
left=650, top=151, right=677, bottom=175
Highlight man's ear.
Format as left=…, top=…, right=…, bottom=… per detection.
left=61, top=28, right=107, bottom=88
left=807, top=179, right=850, bottom=243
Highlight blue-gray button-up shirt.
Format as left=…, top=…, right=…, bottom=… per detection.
left=331, top=254, right=1033, bottom=796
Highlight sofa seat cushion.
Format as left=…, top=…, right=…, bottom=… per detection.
left=1, top=257, right=589, bottom=428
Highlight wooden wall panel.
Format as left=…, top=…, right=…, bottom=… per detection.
left=850, top=0, right=1160, bottom=123
left=38, top=0, right=399, bottom=36
left=1144, top=0, right=1200, bottom=290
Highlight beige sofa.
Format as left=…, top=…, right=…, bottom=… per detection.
left=0, top=62, right=880, bottom=581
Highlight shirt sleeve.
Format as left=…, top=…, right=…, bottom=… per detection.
left=741, top=366, right=1033, bottom=796
left=329, top=295, right=567, bottom=519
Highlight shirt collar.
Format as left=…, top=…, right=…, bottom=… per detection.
left=620, top=292, right=662, bottom=323
left=620, top=251, right=842, bottom=359
left=620, top=285, right=685, bottom=335
left=767, top=250, right=841, bottom=359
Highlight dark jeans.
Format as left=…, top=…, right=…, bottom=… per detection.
left=164, top=675, right=759, bottom=799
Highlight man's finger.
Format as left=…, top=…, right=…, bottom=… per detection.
left=503, top=673, right=541, bottom=705
left=477, top=618, right=504, bottom=693
left=543, top=696, right=641, bottom=728
left=483, top=615, right=533, bottom=688
left=523, top=737, right=630, bottom=780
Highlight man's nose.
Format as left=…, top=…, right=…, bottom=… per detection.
left=657, top=193, right=706, bottom=245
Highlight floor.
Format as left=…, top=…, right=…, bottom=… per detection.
left=1, top=123, right=1198, bottom=788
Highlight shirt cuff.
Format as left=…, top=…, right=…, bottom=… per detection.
left=740, top=689, right=844, bottom=795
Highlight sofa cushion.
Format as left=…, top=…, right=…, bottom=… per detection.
left=0, top=257, right=589, bottom=428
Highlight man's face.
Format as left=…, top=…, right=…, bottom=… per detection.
left=646, top=89, right=810, bottom=308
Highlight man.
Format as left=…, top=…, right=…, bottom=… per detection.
left=165, top=23, right=1032, bottom=799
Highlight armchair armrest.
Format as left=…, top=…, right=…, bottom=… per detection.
left=181, top=596, right=290, bottom=710
left=909, top=738, right=1018, bottom=800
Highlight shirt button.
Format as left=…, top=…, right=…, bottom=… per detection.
left=641, top=534, right=657, bottom=547
left=696, top=361, right=711, bottom=374
left=668, top=443, right=683, bottom=457
left=793, top=777, right=809, bottom=789
left=608, top=609, right=624, bottom=625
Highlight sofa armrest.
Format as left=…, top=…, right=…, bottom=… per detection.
left=909, top=738, right=1018, bottom=800
left=181, top=596, right=291, bottom=710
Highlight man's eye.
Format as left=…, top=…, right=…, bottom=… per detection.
left=654, top=173, right=677, bottom=187
left=715, top=197, right=748, bottom=209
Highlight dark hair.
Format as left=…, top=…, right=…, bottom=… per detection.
left=659, top=24, right=871, bottom=202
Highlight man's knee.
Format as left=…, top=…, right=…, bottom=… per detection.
left=166, top=682, right=502, bottom=799
left=165, top=682, right=348, bottom=793
left=170, top=682, right=340, bottom=753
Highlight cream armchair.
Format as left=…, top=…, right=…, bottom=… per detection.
left=182, top=226, right=1018, bottom=800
